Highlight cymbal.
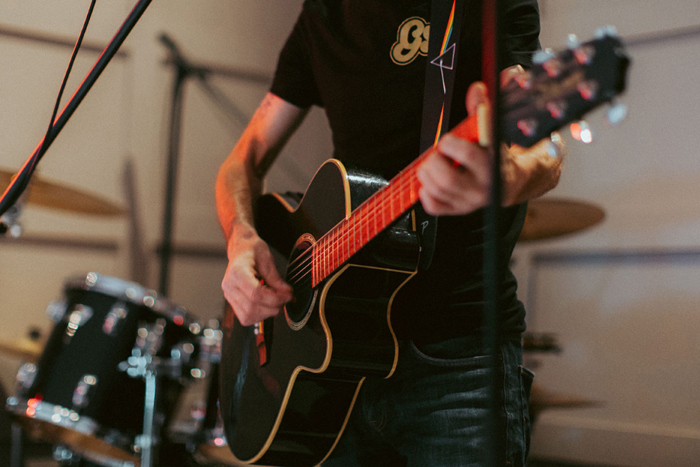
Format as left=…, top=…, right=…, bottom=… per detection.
left=530, top=383, right=603, bottom=421
left=519, top=198, right=605, bottom=242
left=0, top=338, right=43, bottom=362
left=523, top=332, right=561, bottom=354
left=1, top=167, right=125, bottom=216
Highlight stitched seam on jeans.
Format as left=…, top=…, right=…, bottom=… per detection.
left=408, top=340, right=494, bottom=367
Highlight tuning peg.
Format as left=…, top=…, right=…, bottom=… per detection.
left=567, top=34, right=581, bottom=49
left=577, top=80, right=599, bottom=101
left=570, top=121, right=593, bottom=144
left=546, top=100, right=568, bottom=120
left=517, top=118, right=538, bottom=138
left=542, top=58, right=562, bottom=78
left=532, top=48, right=555, bottom=65
left=606, top=101, right=628, bottom=125
left=595, top=25, right=619, bottom=39
left=573, top=44, right=595, bottom=65
left=514, top=70, right=533, bottom=89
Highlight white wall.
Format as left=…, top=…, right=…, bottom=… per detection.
left=1, top=1, right=699, bottom=466
left=517, top=1, right=700, bottom=465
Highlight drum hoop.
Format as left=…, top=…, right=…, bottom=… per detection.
left=8, top=397, right=138, bottom=466
left=65, top=273, right=192, bottom=325
left=7, top=396, right=99, bottom=436
left=80, top=449, right=138, bottom=467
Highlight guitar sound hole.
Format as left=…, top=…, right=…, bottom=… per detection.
left=285, top=239, right=316, bottom=328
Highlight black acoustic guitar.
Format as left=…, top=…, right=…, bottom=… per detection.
left=220, top=32, right=630, bottom=466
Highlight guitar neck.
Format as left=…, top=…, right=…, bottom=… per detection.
left=310, top=155, right=423, bottom=286
left=306, top=32, right=631, bottom=287
left=309, top=116, right=481, bottom=287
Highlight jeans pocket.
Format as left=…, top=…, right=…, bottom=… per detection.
left=409, top=336, right=493, bottom=367
left=519, top=365, right=535, bottom=461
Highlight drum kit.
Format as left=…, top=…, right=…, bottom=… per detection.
left=1, top=167, right=606, bottom=465
left=2, top=270, right=243, bottom=467
left=1, top=170, right=244, bottom=466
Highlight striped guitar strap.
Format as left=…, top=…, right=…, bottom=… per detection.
left=417, top=0, right=466, bottom=269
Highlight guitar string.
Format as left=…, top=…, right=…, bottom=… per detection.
left=283, top=165, right=420, bottom=287
left=282, top=162, right=421, bottom=286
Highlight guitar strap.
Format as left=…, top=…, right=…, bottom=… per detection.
left=416, top=0, right=466, bottom=269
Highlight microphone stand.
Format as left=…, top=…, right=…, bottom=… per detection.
left=481, top=0, right=503, bottom=463
left=157, top=34, right=268, bottom=296
left=0, top=0, right=154, bottom=217
left=3, top=3, right=153, bottom=466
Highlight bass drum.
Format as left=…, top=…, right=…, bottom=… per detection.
left=7, top=273, right=198, bottom=467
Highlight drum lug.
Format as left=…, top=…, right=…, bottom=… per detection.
left=72, top=375, right=98, bottom=409
left=53, top=446, right=75, bottom=462
left=46, top=299, right=67, bottom=322
left=103, top=301, right=129, bottom=335
left=65, top=305, right=94, bottom=340
left=135, top=318, right=167, bottom=357
left=15, top=362, right=38, bottom=394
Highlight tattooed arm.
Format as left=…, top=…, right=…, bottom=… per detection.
left=216, top=92, right=307, bottom=326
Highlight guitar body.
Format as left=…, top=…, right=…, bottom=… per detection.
left=220, top=160, right=420, bottom=466
left=219, top=33, right=630, bottom=465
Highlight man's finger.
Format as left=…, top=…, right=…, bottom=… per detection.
left=466, top=81, right=488, bottom=117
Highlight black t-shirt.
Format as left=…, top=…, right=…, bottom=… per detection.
left=270, top=0, right=541, bottom=343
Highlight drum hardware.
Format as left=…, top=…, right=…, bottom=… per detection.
left=53, top=445, right=137, bottom=467
left=167, top=320, right=246, bottom=466
left=0, top=195, right=24, bottom=238
left=15, top=362, right=38, bottom=391
left=8, top=273, right=199, bottom=467
left=47, top=299, right=69, bottom=323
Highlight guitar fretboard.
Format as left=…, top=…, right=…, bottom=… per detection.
left=311, top=154, right=427, bottom=286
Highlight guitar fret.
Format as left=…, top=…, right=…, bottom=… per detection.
left=323, top=241, right=329, bottom=279
left=333, top=228, right=338, bottom=271
left=312, top=244, right=316, bottom=286
left=341, top=221, right=348, bottom=265
left=349, top=216, right=358, bottom=254
left=317, top=158, right=431, bottom=286
left=321, top=237, right=326, bottom=282
left=373, top=196, right=378, bottom=239
left=364, top=205, right=370, bottom=247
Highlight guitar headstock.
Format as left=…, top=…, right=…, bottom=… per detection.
left=502, top=28, right=631, bottom=147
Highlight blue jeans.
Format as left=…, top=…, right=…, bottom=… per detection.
left=322, top=336, right=534, bottom=467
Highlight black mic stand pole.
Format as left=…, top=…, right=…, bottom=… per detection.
left=157, top=35, right=220, bottom=297
left=157, top=36, right=191, bottom=297
left=482, top=0, right=503, bottom=463
left=157, top=34, right=264, bottom=296
left=0, top=0, right=154, bottom=217
left=2, top=3, right=154, bottom=467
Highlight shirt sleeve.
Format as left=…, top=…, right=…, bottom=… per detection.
left=500, top=0, right=541, bottom=70
left=270, top=11, right=323, bottom=109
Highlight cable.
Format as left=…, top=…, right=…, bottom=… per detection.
left=0, top=0, right=97, bottom=216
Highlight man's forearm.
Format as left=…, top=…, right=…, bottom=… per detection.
left=215, top=142, right=263, bottom=241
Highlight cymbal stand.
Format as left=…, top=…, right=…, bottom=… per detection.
left=9, top=423, right=23, bottom=467
left=120, top=321, right=166, bottom=467
left=139, top=361, right=159, bottom=467
left=0, top=0, right=154, bottom=218
left=156, top=33, right=269, bottom=296
left=120, top=319, right=191, bottom=467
